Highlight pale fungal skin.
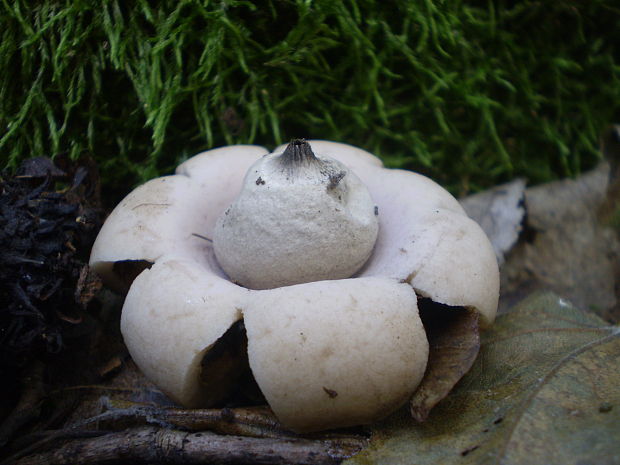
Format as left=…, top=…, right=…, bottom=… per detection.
left=274, top=142, right=499, bottom=325
left=89, top=140, right=500, bottom=432
left=213, top=140, right=379, bottom=289
left=90, top=145, right=269, bottom=291
left=121, top=256, right=246, bottom=407
left=243, top=277, right=428, bottom=432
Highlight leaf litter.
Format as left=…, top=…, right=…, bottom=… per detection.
left=345, top=292, right=620, bottom=465
left=462, top=127, right=620, bottom=322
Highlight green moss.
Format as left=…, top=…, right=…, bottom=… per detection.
left=1, top=0, right=619, bottom=202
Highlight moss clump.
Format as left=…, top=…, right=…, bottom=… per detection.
left=1, top=1, right=619, bottom=201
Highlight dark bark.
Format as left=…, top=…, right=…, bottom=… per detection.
left=14, top=426, right=366, bottom=465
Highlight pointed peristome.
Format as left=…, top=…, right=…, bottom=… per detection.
left=280, top=139, right=318, bottom=167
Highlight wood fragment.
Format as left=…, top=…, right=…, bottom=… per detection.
left=13, top=426, right=366, bottom=465
left=96, top=401, right=290, bottom=439
left=95, top=401, right=366, bottom=445
left=4, top=402, right=367, bottom=464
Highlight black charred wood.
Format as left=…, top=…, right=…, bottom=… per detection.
left=0, top=157, right=102, bottom=378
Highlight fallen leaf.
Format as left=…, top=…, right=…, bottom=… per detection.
left=345, top=292, right=620, bottom=465
left=501, top=163, right=619, bottom=319
left=411, top=302, right=480, bottom=422
left=460, top=179, right=526, bottom=265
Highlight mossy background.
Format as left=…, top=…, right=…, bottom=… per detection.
left=1, top=0, right=619, bottom=204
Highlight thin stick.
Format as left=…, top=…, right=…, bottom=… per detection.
left=14, top=426, right=366, bottom=465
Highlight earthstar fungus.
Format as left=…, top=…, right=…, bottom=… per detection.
left=90, top=140, right=499, bottom=432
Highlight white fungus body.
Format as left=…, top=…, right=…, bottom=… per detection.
left=89, top=140, right=500, bottom=433
left=243, top=277, right=428, bottom=432
left=213, top=140, right=379, bottom=289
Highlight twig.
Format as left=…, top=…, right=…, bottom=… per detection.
left=13, top=426, right=366, bottom=465
left=97, top=400, right=367, bottom=445
left=99, top=400, right=291, bottom=438
left=3, top=401, right=367, bottom=464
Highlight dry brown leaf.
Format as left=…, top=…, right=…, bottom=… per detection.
left=411, top=302, right=480, bottom=422
left=501, top=162, right=619, bottom=320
